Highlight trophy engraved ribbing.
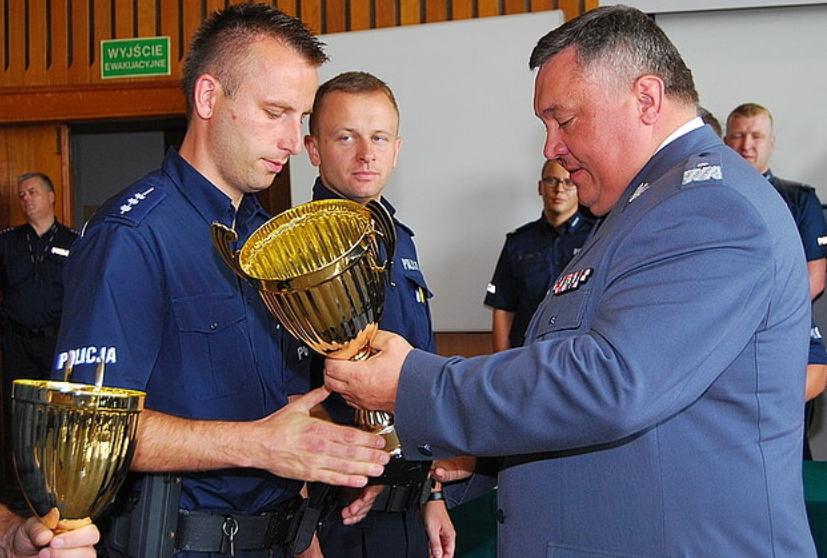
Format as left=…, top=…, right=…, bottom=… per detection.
left=212, top=199, right=427, bottom=485
left=11, top=378, right=145, bottom=530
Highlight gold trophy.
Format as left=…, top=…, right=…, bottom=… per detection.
left=212, top=199, right=427, bottom=485
left=11, top=377, right=145, bottom=530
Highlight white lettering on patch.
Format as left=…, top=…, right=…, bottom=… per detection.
left=55, top=346, right=119, bottom=371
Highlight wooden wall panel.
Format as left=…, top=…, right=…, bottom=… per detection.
left=6, top=2, right=26, bottom=85
left=1, top=0, right=585, bottom=100
left=349, top=0, right=372, bottom=31
left=50, top=0, right=70, bottom=84
left=400, top=0, right=420, bottom=25
left=374, top=0, right=397, bottom=28
left=300, top=0, right=323, bottom=34
left=68, top=0, right=91, bottom=84
left=451, top=0, right=473, bottom=20
left=325, top=1, right=347, bottom=34
left=28, top=0, right=49, bottom=83
left=425, top=0, right=447, bottom=22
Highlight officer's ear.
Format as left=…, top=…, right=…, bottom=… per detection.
left=193, top=73, right=220, bottom=120
left=634, top=74, right=664, bottom=126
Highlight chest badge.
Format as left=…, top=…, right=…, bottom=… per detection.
left=553, top=267, right=593, bottom=295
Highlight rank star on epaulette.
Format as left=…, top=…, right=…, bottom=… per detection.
left=119, top=186, right=155, bottom=215
left=553, top=267, right=593, bottom=295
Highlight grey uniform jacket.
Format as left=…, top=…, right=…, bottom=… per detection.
left=397, top=126, right=815, bottom=557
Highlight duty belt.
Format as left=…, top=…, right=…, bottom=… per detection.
left=175, top=495, right=303, bottom=555
left=347, top=479, right=433, bottom=514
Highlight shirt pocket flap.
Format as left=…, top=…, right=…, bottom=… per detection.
left=173, top=292, right=245, bottom=333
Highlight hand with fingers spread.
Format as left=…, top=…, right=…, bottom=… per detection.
left=131, top=387, right=389, bottom=488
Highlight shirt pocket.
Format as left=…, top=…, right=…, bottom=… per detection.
left=529, top=289, right=590, bottom=341
left=172, top=292, right=252, bottom=402
left=514, top=251, right=551, bottom=294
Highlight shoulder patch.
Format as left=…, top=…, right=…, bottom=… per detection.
left=101, top=184, right=167, bottom=227
left=681, top=152, right=724, bottom=188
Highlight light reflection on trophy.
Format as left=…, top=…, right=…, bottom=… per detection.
left=212, top=199, right=427, bottom=485
left=11, top=379, right=145, bottom=529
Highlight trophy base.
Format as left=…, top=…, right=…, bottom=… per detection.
left=367, top=454, right=431, bottom=487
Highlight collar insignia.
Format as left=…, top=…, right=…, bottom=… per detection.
left=628, top=182, right=650, bottom=203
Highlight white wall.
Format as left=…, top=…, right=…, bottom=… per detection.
left=289, top=11, right=565, bottom=332
left=655, top=4, right=827, bottom=201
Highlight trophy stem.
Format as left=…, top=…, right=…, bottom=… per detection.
left=352, top=409, right=402, bottom=457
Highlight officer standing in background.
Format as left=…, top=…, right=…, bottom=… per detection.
left=0, top=172, right=77, bottom=494
left=304, top=70, right=454, bottom=558
left=724, top=102, right=827, bottom=300
left=485, top=159, right=594, bottom=351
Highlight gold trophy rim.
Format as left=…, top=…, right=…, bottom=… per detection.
left=239, top=199, right=374, bottom=282
left=12, top=378, right=146, bottom=411
left=11, top=379, right=145, bottom=524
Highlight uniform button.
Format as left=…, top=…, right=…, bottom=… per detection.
left=210, top=322, right=218, bottom=330
left=417, top=444, right=433, bottom=457
left=496, top=509, right=506, bottom=524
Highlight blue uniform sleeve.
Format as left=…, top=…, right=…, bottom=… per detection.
left=394, top=185, right=804, bottom=458
left=810, top=321, right=827, bottom=365
left=53, top=222, right=165, bottom=391
left=484, top=238, right=519, bottom=311
left=795, top=188, right=827, bottom=262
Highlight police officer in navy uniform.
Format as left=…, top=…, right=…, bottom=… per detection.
left=50, top=6, right=388, bottom=557
left=485, top=159, right=594, bottom=351
left=303, top=72, right=454, bottom=558
left=725, top=102, right=827, bottom=458
left=724, top=102, right=827, bottom=300
left=0, top=172, right=77, bottom=492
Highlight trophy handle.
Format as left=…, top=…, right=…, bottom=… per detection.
left=210, top=222, right=249, bottom=282
left=366, top=200, right=397, bottom=287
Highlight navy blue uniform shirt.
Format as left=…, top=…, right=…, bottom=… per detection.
left=485, top=210, right=594, bottom=348
left=0, top=221, right=77, bottom=329
left=53, top=149, right=309, bottom=515
left=765, top=170, right=827, bottom=262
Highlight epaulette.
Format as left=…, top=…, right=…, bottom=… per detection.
left=509, top=219, right=539, bottom=236
left=99, top=182, right=167, bottom=228
left=680, top=151, right=724, bottom=188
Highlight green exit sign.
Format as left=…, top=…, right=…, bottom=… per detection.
left=101, top=37, right=171, bottom=79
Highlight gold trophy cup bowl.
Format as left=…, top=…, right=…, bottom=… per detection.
left=213, top=199, right=428, bottom=485
left=11, top=379, right=145, bottom=529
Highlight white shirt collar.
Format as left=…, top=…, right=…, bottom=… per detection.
left=655, top=116, right=704, bottom=154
